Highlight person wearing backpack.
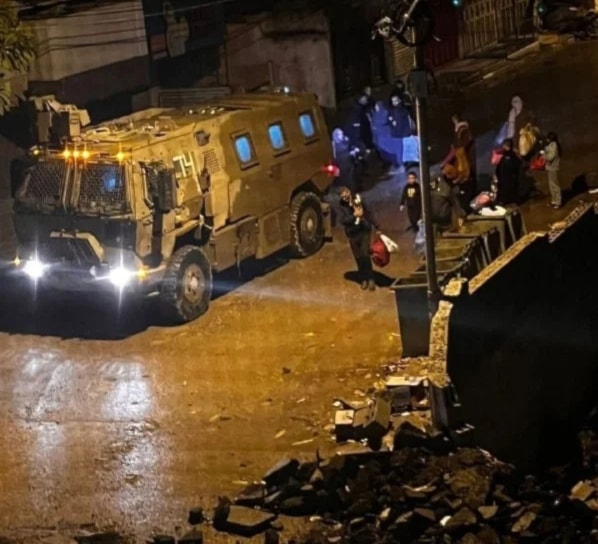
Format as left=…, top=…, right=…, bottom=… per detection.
left=541, top=132, right=562, bottom=209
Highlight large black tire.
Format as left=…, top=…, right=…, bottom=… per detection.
left=289, top=191, right=325, bottom=258
left=159, top=245, right=213, bottom=324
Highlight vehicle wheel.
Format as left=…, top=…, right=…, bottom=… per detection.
left=159, top=245, right=213, bottom=324
left=289, top=191, right=324, bottom=257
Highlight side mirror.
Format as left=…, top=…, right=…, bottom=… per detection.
left=156, top=169, right=177, bottom=212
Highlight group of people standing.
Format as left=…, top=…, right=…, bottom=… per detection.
left=344, top=81, right=418, bottom=177
left=493, top=96, right=562, bottom=209
left=334, top=89, right=565, bottom=291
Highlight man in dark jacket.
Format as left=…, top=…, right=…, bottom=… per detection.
left=332, top=128, right=363, bottom=193
left=337, top=186, right=379, bottom=291
left=345, top=93, right=374, bottom=152
left=495, top=138, right=523, bottom=206
left=388, top=95, right=412, bottom=170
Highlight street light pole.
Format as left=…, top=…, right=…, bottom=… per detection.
left=411, top=34, right=441, bottom=315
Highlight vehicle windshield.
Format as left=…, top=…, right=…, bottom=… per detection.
left=77, top=162, right=127, bottom=214
left=14, top=160, right=129, bottom=215
left=15, top=159, right=68, bottom=212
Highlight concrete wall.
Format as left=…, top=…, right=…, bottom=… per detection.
left=28, top=1, right=148, bottom=82
left=221, top=11, right=336, bottom=109
left=433, top=205, right=598, bottom=470
left=27, top=1, right=151, bottom=113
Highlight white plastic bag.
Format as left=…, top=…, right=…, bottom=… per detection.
left=380, top=233, right=399, bottom=254
left=414, top=222, right=425, bottom=255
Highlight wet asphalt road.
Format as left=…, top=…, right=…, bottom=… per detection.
left=1, top=40, right=598, bottom=541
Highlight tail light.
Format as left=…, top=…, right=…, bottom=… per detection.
left=323, top=163, right=340, bottom=177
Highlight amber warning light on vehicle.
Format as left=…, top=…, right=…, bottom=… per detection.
left=323, top=164, right=340, bottom=177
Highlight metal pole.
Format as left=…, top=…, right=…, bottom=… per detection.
left=412, top=37, right=441, bottom=315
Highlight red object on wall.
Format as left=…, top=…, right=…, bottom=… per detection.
left=424, top=0, right=460, bottom=69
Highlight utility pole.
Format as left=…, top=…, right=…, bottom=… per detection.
left=410, top=27, right=441, bottom=314
left=373, top=0, right=441, bottom=314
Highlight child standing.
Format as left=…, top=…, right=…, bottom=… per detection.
left=400, top=171, right=422, bottom=231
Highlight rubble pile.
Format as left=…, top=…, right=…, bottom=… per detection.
left=200, top=376, right=598, bottom=544
left=219, top=444, right=598, bottom=544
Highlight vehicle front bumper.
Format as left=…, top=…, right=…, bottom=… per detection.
left=9, top=258, right=165, bottom=297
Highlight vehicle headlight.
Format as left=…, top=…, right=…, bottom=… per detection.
left=23, top=258, right=47, bottom=280
left=108, top=266, right=135, bottom=287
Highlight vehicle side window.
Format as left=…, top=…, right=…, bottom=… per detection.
left=299, top=112, right=317, bottom=139
left=233, top=133, right=258, bottom=168
left=268, top=122, right=288, bottom=151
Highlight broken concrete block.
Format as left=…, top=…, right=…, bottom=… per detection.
left=221, top=505, right=277, bottom=537
left=264, top=490, right=284, bottom=507
left=296, top=461, right=317, bottom=483
left=444, top=507, right=477, bottom=531
left=279, top=495, right=314, bottom=516
left=187, top=507, right=205, bottom=525
left=413, top=507, right=436, bottom=526
left=363, top=397, right=391, bottom=439
left=334, top=410, right=355, bottom=442
left=476, top=526, right=501, bottom=544
left=449, top=468, right=492, bottom=509
left=212, top=496, right=232, bottom=530
left=236, top=482, right=267, bottom=507
left=352, top=407, right=370, bottom=437
left=263, top=458, right=300, bottom=488
left=387, top=386, right=412, bottom=413
left=179, top=528, right=203, bottom=543
left=512, top=511, right=537, bottom=533
left=385, top=376, right=423, bottom=388
left=393, top=419, right=432, bottom=450
left=478, top=505, right=498, bottom=520
left=570, top=480, right=595, bottom=502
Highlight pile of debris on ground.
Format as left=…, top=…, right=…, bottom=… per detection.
left=145, top=366, right=598, bottom=543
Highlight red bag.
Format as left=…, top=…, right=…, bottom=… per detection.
left=530, top=154, right=546, bottom=171
left=491, top=148, right=503, bottom=166
left=370, top=235, right=390, bottom=268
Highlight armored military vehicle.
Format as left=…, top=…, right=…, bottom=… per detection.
left=11, top=91, right=335, bottom=323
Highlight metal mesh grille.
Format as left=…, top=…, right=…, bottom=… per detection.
left=203, top=149, right=221, bottom=173
left=24, top=161, right=66, bottom=206
left=78, top=163, right=126, bottom=213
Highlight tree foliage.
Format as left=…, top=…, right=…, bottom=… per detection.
left=0, top=5, right=36, bottom=115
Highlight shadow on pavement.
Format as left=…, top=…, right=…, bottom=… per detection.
left=0, top=251, right=292, bottom=340
left=344, top=270, right=395, bottom=288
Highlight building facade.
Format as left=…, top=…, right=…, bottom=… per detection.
left=24, top=0, right=151, bottom=121
left=220, top=9, right=336, bottom=109
left=332, top=0, right=533, bottom=92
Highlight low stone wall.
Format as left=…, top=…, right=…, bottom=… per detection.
left=430, top=204, right=598, bottom=469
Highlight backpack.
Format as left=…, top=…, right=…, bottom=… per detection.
left=453, top=147, right=471, bottom=184
left=519, top=123, right=538, bottom=157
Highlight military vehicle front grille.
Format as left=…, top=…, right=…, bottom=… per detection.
left=25, top=161, right=66, bottom=206
left=78, top=163, right=126, bottom=212
left=203, top=149, right=221, bottom=173
left=40, top=238, right=101, bottom=265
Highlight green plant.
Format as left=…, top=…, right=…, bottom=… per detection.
left=0, top=6, right=36, bottom=115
